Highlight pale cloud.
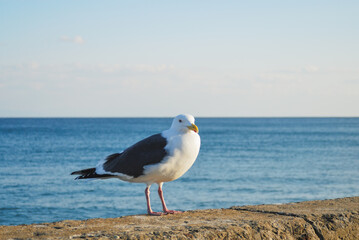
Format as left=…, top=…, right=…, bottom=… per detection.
left=302, top=65, right=319, bottom=73
left=257, top=65, right=321, bottom=83
left=261, top=66, right=320, bottom=75
left=130, top=64, right=174, bottom=73
left=96, top=63, right=174, bottom=74
left=1, top=62, right=358, bottom=117
left=0, top=63, right=179, bottom=91
left=29, top=62, right=40, bottom=70
left=73, top=36, right=85, bottom=44
left=257, top=72, right=300, bottom=82
left=60, top=35, right=85, bottom=44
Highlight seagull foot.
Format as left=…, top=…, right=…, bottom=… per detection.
left=164, top=210, right=182, bottom=214
left=148, top=211, right=163, bottom=216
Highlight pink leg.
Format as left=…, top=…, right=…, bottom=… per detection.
left=157, top=183, right=182, bottom=214
left=145, top=186, right=163, bottom=216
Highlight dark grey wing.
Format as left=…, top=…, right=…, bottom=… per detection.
left=102, top=133, right=168, bottom=178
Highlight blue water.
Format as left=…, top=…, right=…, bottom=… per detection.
left=0, top=118, right=358, bottom=226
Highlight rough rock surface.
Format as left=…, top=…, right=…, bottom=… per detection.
left=1, top=197, right=358, bottom=240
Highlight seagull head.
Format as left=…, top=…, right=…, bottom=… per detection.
left=170, top=114, right=199, bottom=134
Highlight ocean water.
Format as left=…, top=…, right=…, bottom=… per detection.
left=0, top=117, right=358, bottom=226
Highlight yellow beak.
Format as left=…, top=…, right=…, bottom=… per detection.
left=187, top=123, right=199, bottom=133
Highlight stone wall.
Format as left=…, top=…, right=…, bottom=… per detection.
left=1, top=197, right=358, bottom=239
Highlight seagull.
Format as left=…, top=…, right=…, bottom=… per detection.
left=71, top=114, right=201, bottom=216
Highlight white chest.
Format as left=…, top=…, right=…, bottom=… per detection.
left=140, top=131, right=201, bottom=184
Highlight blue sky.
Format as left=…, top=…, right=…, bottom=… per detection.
left=1, top=1, right=358, bottom=117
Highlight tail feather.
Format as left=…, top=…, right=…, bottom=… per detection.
left=71, top=167, right=112, bottom=180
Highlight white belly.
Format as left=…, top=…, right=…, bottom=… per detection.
left=131, top=131, right=201, bottom=184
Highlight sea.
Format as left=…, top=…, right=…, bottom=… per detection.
left=0, top=117, right=358, bottom=226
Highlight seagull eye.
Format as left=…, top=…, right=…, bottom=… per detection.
left=179, top=119, right=182, bottom=123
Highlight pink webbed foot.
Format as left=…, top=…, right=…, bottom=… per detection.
left=164, top=209, right=183, bottom=214
left=148, top=211, right=164, bottom=216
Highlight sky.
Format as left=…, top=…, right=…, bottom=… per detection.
left=1, top=1, right=358, bottom=117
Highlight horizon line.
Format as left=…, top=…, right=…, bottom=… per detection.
left=1, top=116, right=358, bottom=119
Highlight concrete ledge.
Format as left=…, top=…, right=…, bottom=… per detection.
left=1, top=197, right=358, bottom=239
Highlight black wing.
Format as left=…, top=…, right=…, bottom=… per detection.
left=102, top=133, right=168, bottom=178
